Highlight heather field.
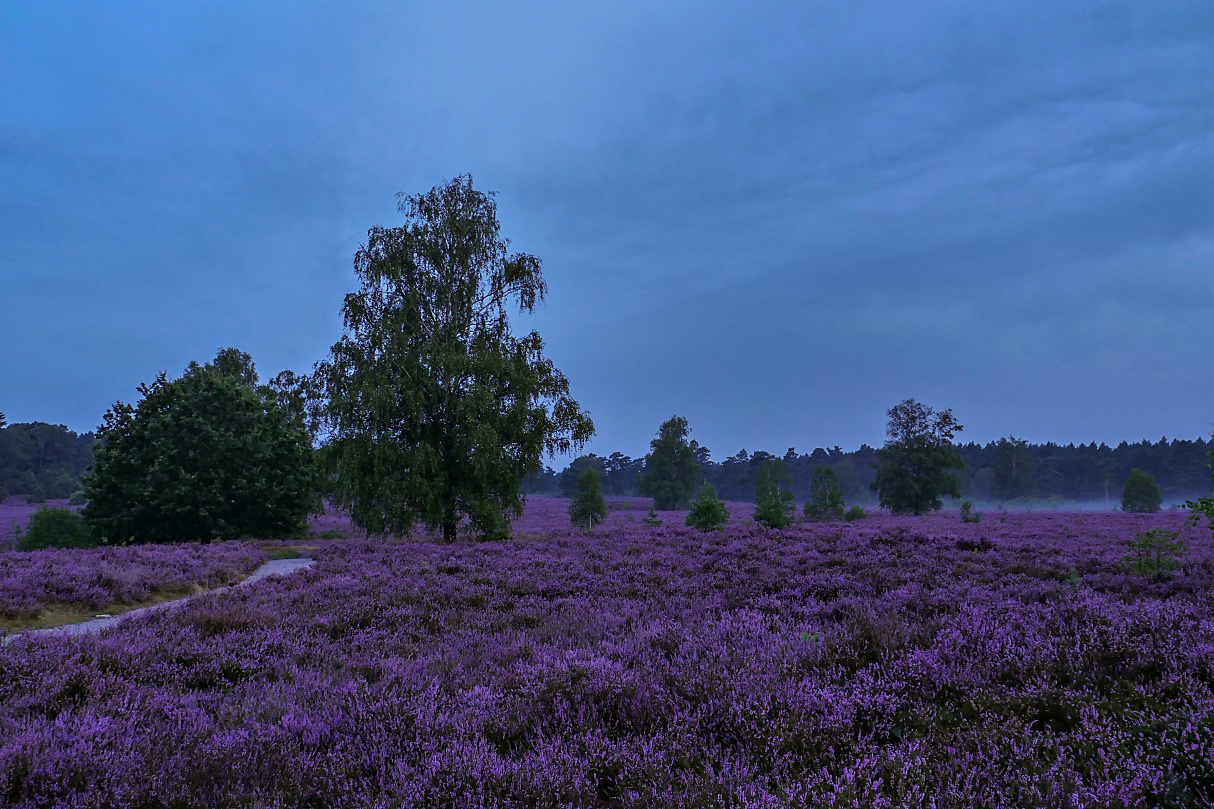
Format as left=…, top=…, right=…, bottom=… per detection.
left=0, top=542, right=270, bottom=629
left=0, top=499, right=80, bottom=550
left=1, top=498, right=1211, bottom=807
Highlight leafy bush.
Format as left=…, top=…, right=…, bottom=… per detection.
left=1121, top=469, right=1162, bottom=513
left=803, top=467, right=845, bottom=520
left=753, top=459, right=794, bottom=529
left=960, top=501, right=981, bottom=523
left=1122, top=528, right=1185, bottom=578
left=26, top=487, right=47, bottom=505
left=641, top=506, right=663, bottom=528
left=843, top=505, right=867, bottom=521
left=685, top=483, right=728, bottom=531
left=84, top=349, right=318, bottom=544
left=16, top=507, right=97, bottom=551
left=68, top=490, right=88, bottom=506
left=568, top=468, right=607, bottom=529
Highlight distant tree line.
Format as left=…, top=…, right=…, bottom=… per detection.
left=0, top=421, right=96, bottom=502
left=527, top=435, right=1213, bottom=507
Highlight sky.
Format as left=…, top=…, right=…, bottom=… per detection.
left=1, top=0, right=1212, bottom=464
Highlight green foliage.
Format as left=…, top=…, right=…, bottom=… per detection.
left=83, top=349, right=318, bottom=544
left=316, top=176, right=593, bottom=542
left=0, top=421, right=96, bottom=499
left=1122, top=528, right=1185, bottom=578
left=68, top=490, right=87, bottom=506
left=17, top=507, right=96, bottom=551
left=844, top=505, right=868, bottom=521
left=992, top=435, right=1036, bottom=499
left=558, top=455, right=605, bottom=498
left=960, top=501, right=981, bottom=523
left=638, top=416, right=702, bottom=510
left=803, top=466, right=845, bottom=520
left=685, top=483, right=729, bottom=531
left=872, top=399, right=964, bottom=516
left=641, top=506, right=663, bottom=528
left=753, top=458, right=794, bottom=529
left=1121, top=468, right=1162, bottom=513
left=568, top=468, right=608, bottom=529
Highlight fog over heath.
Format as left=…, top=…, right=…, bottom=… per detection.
left=1, top=1, right=1211, bottom=460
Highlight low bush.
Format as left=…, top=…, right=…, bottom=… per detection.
left=843, top=505, right=867, bottom=521
left=960, top=501, right=981, bottom=523
left=17, top=507, right=97, bottom=551
left=1123, top=528, right=1185, bottom=578
left=685, top=483, right=729, bottom=531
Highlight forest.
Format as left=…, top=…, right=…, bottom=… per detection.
left=0, top=422, right=95, bottom=501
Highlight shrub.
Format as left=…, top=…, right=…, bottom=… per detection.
left=753, top=459, right=794, bottom=529
left=685, top=483, right=729, bottom=531
left=26, top=487, right=47, bottom=505
left=1122, top=528, right=1185, bottom=578
left=17, top=507, right=97, bottom=551
left=68, top=490, right=88, bottom=506
left=803, top=467, right=845, bottom=520
left=568, top=468, right=607, bottom=529
left=641, top=506, right=663, bottom=528
left=843, top=505, right=867, bottom=521
left=960, top=501, right=981, bottom=523
left=1121, top=469, right=1162, bottom=513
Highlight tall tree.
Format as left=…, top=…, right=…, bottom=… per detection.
left=638, top=416, right=701, bottom=510
left=83, top=349, right=317, bottom=543
left=872, top=399, right=964, bottom=515
left=317, top=176, right=593, bottom=541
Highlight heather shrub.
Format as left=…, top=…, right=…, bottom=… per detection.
left=1122, top=528, right=1185, bottom=578
left=16, top=507, right=97, bottom=551
left=1121, top=468, right=1162, bottom=513
left=803, top=467, right=845, bottom=520
left=685, top=483, right=728, bottom=530
left=568, top=468, right=607, bottom=528
left=843, top=504, right=867, bottom=521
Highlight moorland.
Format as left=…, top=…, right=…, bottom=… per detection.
left=0, top=496, right=1210, bottom=808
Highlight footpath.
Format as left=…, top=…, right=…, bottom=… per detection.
left=2, top=556, right=315, bottom=643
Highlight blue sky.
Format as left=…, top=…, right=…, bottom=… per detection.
left=2, top=1, right=1212, bottom=462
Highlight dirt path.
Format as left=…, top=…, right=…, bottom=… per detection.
left=3, top=557, right=316, bottom=643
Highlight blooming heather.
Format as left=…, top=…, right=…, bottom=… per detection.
left=0, top=498, right=1210, bottom=807
left=0, top=542, right=269, bottom=621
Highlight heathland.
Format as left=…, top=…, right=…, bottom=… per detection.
left=0, top=496, right=1210, bottom=807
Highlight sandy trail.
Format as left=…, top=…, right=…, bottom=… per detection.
left=3, top=556, right=316, bottom=643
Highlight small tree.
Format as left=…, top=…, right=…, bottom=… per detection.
left=754, top=458, right=794, bottom=529
left=638, top=416, right=702, bottom=510
left=803, top=467, right=845, bottom=520
left=1123, top=528, right=1185, bottom=578
left=568, top=467, right=608, bottom=529
left=872, top=399, right=964, bottom=515
left=685, top=482, right=729, bottom=531
left=18, top=507, right=96, bottom=551
left=1121, top=469, right=1162, bottom=513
